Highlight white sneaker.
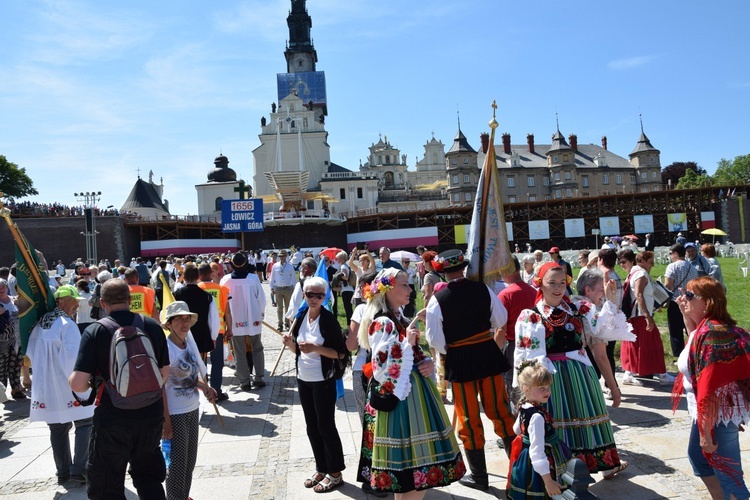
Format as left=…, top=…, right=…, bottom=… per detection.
left=603, top=388, right=613, bottom=400
left=657, top=373, right=675, bottom=386
left=622, top=374, right=643, bottom=386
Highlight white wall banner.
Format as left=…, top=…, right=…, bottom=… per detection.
left=599, top=217, right=621, bottom=236
left=633, top=214, right=655, bottom=234
left=564, top=218, right=586, bottom=238
left=528, top=220, right=550, bottom=240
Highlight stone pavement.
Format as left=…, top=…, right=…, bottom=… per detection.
left=1, top=282, right=748, bottom=499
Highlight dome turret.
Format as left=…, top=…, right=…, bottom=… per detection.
left=207, top=154, right=237, bottom=182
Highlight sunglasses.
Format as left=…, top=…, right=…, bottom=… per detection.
left=684, top=291, right=702, bottom=301
left=305, top=292, right=325, bottom=300
left=79, top=272, right=91, bottom=276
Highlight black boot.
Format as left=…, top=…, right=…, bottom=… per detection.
left=459, top=448, right=489, bottom=491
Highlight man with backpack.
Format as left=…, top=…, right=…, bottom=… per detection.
left=69, top=279, right=170, bottom=500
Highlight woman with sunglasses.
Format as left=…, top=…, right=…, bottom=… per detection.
left=674, top=277, right=750, bottom=499
left=282, top=277, right=348, bottom=493
left=355, top=268, right=464, bottom=498
left=618, top=250, right=674, bottom=387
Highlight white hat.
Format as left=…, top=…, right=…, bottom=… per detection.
left=162, top=301, right=198, bottom=327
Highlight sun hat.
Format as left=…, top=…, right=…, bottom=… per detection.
left=162, top=301, right=198, bottom=327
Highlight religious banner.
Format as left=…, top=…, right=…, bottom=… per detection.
left=599, top=216, right=620, bottom=236
left=564, top=218, right=585, bottom=238
left=668, top=213, right=687, bottom=232
left=633, top=214, right=655, bottom=234
left=528, top=220, right=550, bottom=240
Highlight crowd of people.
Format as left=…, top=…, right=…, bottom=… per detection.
left=4, top=201, right=122, bottom=218
left=0, top=235, right=748, bottom=499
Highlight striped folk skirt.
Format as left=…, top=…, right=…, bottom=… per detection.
left=359, top=368, right=465, bottom=493
left=545, top=357, right=622, bottom=473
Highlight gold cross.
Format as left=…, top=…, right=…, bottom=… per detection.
left=491, top=100, right=497, bottom=118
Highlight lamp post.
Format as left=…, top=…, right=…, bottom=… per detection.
left=74, top=191, right=102, bottom=265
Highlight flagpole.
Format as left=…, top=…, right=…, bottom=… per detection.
left=476, top=101, right=499, bottom=283
left=0, top=208, right=50, bottom=303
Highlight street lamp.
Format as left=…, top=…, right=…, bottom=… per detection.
left=74, top=191, right=102, bottom=265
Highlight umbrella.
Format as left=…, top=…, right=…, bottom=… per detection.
left=390, top=250, right=419, bottom=262
left=319, top=247, right=344, bottom=261
left=625, top=234, right=639, bottom=241
left=701, top=227, right=727, bottom=243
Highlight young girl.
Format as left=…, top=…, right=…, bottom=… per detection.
left=509, top=360, right=572, bottom=499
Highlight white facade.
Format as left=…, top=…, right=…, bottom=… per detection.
left=195, top=181, right=240, bottom=218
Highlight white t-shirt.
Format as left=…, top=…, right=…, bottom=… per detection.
left=297, top=313, right=324, bottom=382
left=165, top=332, right=206, bottom=416
left=339, top=263, right=354, bottom=293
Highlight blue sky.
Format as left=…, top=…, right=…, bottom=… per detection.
left=2, top=0, right=748, bottom=216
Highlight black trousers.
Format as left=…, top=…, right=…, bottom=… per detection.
left=87, top=415, right=166, bottom=500
left=297, top=377, right=346, bottom=474
left=341, top=291, right=354, bottom=324
left=667, top=301, right=686, bottom=356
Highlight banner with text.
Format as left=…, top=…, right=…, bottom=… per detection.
left=633, top=214, right=655, bottom=234
left=564, top=218, right=586, bottom=238
left=221, top=199, right=265, bottom=232
left=528, top=220, right=550, bottom=240
left=599, top=217, right=620, bottom=236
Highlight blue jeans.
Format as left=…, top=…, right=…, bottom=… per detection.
left=688, top=421, right=749, bottom=499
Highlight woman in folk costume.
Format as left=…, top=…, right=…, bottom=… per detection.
left=514, top=262, right=634, bottom=479
left=356, top=268, right=465, bottom=498
left=672, top=276, right=750, bottom=499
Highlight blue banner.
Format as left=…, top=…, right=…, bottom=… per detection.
left=221, top=199, right=264, bottom=233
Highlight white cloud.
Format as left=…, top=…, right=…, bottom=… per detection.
left=607, top=55, right=657, bottom=70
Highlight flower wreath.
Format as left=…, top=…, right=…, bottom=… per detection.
left=363, top=276, right=395, bottom=300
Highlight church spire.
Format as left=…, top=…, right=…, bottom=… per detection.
left=285, top=0, right=317, bottom=73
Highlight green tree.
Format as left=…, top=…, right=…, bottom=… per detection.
left=661, top=161, right=706, bottom=187
left=676, top=168, right=713, bottom=189
left=0, top=155, right=38, bottom=199
left=713, top=154, right=750, bottom=185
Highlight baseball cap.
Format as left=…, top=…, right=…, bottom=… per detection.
left=684, top=242, right=696, bottom=249
left=549, top=246, right=561, bottom=254
left=54, top=285, right=80, bottom=300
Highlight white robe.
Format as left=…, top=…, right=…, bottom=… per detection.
left=26, top=311, right=94, bottom=424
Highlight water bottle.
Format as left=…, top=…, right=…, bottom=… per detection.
left=161, top=438, right=171, bottom=469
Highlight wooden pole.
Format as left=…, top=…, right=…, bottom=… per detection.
left=0, top=211, right=50, bottom=303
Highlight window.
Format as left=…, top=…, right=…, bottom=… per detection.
left=565, top=171, right=571, bottom=180
left=545, top=194, right=551, bottom=200
left=509, top=196, right=517, bottom=203
left=553, top=155, right=559, bottom=163
left=630, top=175, right=636, bottom=184
left=464, top=174, right=469, bottom=183
left=214, top=197, right=223, bottom=211
left=650, top=156, right=656, bottom=164
left=473, top=158, right=477, bottom=165
left=642, top=172, right=647, bottom=179
left=554, top=173, right=560, bottom=181
left=463, top=157, right=469, bottom=164
left=652, top=171, right=658, bottom=178
left=616, top=174, right=622, bottom=185
left=452, top=193, right=459, bottom=202
left=451, top=158, right=458, bottom=165
left=555, top=190, right=562, bottom=199
left=582, top=176, right=589, bottom=187
left=507, top=177, right=515, bottom=188
left=339, top=188, right=346, bottom=199
left=307, top=200, right=315, bottom=209
left=527, top=176, right=535, bottom=187
left=603, top=174, right=609, bottom=185
left=357, top=187, right=363, bottom=198
left=529, top=195, right=536, bottom=202
left=543, top=177, right=549, bottom=186
left=452, top=175, right=459, bottom=184
left=465, top=192, right=472, bottom=202
left=566, top=188, right=572, bottom=198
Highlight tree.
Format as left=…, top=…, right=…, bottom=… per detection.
left=676, top=168, right=713, bottom=189
left=661, top=161, right=706, bottom=187
left=0, top=155, right=38, bottom=199
left=713, top=154, right=750, bottom=185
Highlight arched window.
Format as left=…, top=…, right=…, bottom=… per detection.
left=215, top=197, right=223, bottom=211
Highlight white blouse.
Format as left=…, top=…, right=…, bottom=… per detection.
left=297, top=313, right=324, bottom=382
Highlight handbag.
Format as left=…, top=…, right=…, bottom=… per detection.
left=369, top=380, right=399, bottom=412
left=326, top=354, right=348, bottom=380
left=652, top=279, right=673, bottom=310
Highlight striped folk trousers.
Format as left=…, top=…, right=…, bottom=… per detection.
left=451, top=373, right=515, bottom=450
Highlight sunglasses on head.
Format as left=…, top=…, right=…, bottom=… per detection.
left=685, top=290, right=702, bottom=301
left=305, top=292, right=325, bottom=300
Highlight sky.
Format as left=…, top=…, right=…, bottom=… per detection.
left=1, top=0, right=749, bottom=216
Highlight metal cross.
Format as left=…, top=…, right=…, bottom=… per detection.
left=233, top=181, right=252, bottom=200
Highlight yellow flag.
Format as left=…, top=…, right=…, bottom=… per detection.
left=159, top=274, right=175, bottom=326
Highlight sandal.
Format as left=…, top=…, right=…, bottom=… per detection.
left=602, top=460, right=628, bottom=480
left=313, top=473, right=344, bottom=493
left=304, top=472, right=325, bottom=488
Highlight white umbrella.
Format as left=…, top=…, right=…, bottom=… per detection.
left=390, top=250, right=419, bottom=262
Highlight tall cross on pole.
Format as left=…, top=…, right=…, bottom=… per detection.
left=233, top=180, right=252, bottom=200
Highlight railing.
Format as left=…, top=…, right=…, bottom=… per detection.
left=321, top=171, right=378, bottom=180
left=263, top=210, right=344, bottom=222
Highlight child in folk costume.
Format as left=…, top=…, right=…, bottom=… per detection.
left=509, top=359, right=572, bottom=499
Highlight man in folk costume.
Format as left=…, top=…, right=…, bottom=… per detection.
left=425, top=249, right=515, bottom=491
left=27, top=285, right=94, bottom=484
